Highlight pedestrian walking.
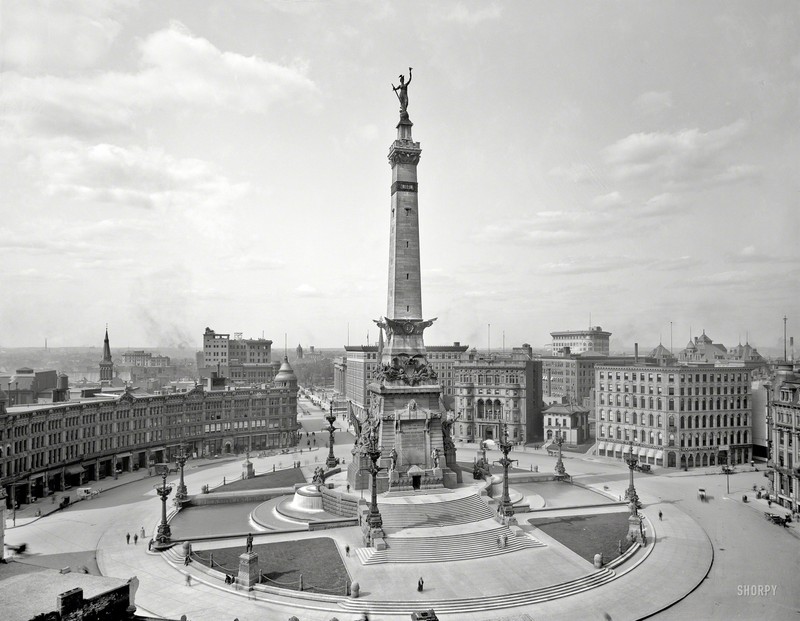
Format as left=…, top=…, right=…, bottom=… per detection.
left=126, top=532, right=130, bottom=544
left=345, top=545, right=350, bottom=557
left=140, top=526, right=145, bottom=539
left=133, top=533, right=138, bottom=545
left=417, top=577, right=424, bottom=592
left=185, top=574, right=191, bottom=587
left=658, top=510, right=663, bottom=521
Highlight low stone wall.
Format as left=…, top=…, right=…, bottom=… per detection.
left=308, top=518, right=359, bottom=531
left=320, top=486, right=359, bottom=518
left=187, top=487, right=294, bottom=506
left=507, top=472, right=559, bottom=484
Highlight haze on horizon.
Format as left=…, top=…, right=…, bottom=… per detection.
left=1, top=1, right=798, bottom=353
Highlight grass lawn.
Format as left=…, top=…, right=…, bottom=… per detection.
left=210, top=467, right=306, bottom=492
left=198, top=537, right=349, bottom=594
left=528, top=512, right=633, bottom=562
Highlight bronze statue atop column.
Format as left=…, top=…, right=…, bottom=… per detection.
left=392, top=67, right=413, bottom=119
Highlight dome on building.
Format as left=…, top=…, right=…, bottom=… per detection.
left=274, top=357, right=297, bottom=383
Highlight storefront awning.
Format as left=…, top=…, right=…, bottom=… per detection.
left=115, top=452, right=132, bottom=459
left=638, top=447, right=649, bottom=457
left=149, top=446, right=166, bottom=453
left=596, top=442, right=606, bottom=451
left=655, top=451, right=664, bottom=460
left=646, top=449, right=656, bottom=459
left=65, top=465, right=84, bottom=475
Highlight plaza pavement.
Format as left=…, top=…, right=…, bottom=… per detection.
left=6, top=400, right=797, bottom=619
left=92, top=455, right=713, bottom=620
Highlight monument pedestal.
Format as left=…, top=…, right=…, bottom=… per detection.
left=242, top=460, right=254, bottom=480
left=237, top=552, right=260, bottom=589
left=627, top=515, right=644, bottom=544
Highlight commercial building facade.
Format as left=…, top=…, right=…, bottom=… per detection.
left=0, top=373, right=299, bottom=508
left=770, top=366, right=799, bottom=512
left=543, top=403, right=590, bottom=445
left=595, top=363, right=753, bottom=469
left=453, top=351, right=543, bottom=444
left=199, top=327, right=278, bottom=385
left=550, top=327, right=611, bottom=356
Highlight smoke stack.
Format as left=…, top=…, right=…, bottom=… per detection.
left=634, top=343, right=639, bottom=363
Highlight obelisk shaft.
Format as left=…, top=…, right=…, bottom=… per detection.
left=387, top=119, right=423, bottom=322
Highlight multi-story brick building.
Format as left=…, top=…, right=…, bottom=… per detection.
left=539, top=355, right=646, bottom=404
left=199, top=327, right=278, bottom=385
left=550, top=326, right=611, bottom=356
left=0, top=360, right=299, bottom=509
left=595, top=363, right=753, bottom=469
left=122, top=350, right=172, bottom=367
left=453, top=350, right=543, bottom=444
left=769, top=365, right=799, bottom=512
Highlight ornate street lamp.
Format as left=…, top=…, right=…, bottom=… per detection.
left=494, top=423, right=517, bottom=519
left=175, top=445, right=189, bottom=501
left=624, top=441, right=640, bottom=506
left=553, top=428, right=567, bottom=478
left=365, top=443, right=384, bottom=532
left=153, top=463, right=173, bottom=550
left=325, top=403, right=339, bottom=469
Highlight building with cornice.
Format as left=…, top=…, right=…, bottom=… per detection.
left=550, top=327, right=611, bottom=356
left=595, top=363, right=753, bottom=469
left=0, top=367, right=299, bottom=508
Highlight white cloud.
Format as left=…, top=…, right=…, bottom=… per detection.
left=32, top=141, right=249, bottom=211
left=0, top=1, right=131, bottom=73
left=0, top=22, right=318, bottom=139
left=591, top=191, right=625, bottom=208
left=602, top=120, right=752, bottom=186
left=295, top=284, right=322, bottom=297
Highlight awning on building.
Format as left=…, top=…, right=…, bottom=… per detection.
left=29, top=472, right=46, bottom=480
left=65, top=465, right=84, bottom=476
left=646, top=449, right=656, bottom=459
left=148, top=446, right=166, bottom=453
left=638, top=447, right=649, bottom=458
left=115, top=453, right=132, bottom=459
left=655, top=451, right=664, bottom=460
left=596, top=442, right=606, bottom=452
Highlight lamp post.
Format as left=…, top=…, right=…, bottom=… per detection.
left=325, top=403, right=339, bottom=469
left=153, top=464, right=173, bottom=550
left=365, top=443, right=384, bottom=532
left=624, top=441, right=640, bottom=506
left=554, top=429, right=566, bottom=478
left=494, top=423, right=517, bottom=519
left=175, top=445, right=188, bottom=501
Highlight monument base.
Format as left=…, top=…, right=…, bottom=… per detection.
left=237, top=552, right=260, bottom=589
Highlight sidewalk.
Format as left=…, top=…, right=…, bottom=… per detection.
left=4, top=454, right=242, bottom=529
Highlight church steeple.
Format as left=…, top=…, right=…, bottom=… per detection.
left=99, top=326, right=114, bottom=384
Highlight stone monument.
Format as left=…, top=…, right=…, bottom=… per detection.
left=347, top=69, right=458, bottom=495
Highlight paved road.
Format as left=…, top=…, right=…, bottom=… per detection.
left=4, top=435, right=798, bottom=620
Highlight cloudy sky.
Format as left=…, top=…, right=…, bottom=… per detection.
left=1, top=1, right=798, bottom=354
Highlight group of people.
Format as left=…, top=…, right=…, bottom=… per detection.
left=125, top=529, right=144, bottom=545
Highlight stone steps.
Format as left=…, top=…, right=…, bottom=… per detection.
left=338, top=567, right=616, bottom=615
left=378, top=494, right=494, bottom=529
left=355, top=526, right=543, bottom=564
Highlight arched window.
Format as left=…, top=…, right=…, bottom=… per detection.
left=668, top=398, right=674, bottom=411
left=624, top=395, right=630, bottom=406
left=694, top=415, right=700, bottom=429
left=649, top=414, right=654, bottom=426
left=702, top=432, right=707, bottom=446
left=681, top=416, right=685, bottom=428
left=744, top=430, right=749, bottom=443
left=657, top=415, right=662, bottom=427
left=649, top=397, right=654, bottom=409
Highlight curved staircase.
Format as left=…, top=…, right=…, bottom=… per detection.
left=338, top=567, right=617, bottom=615
left=378, top=493, right=495, bottom=530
